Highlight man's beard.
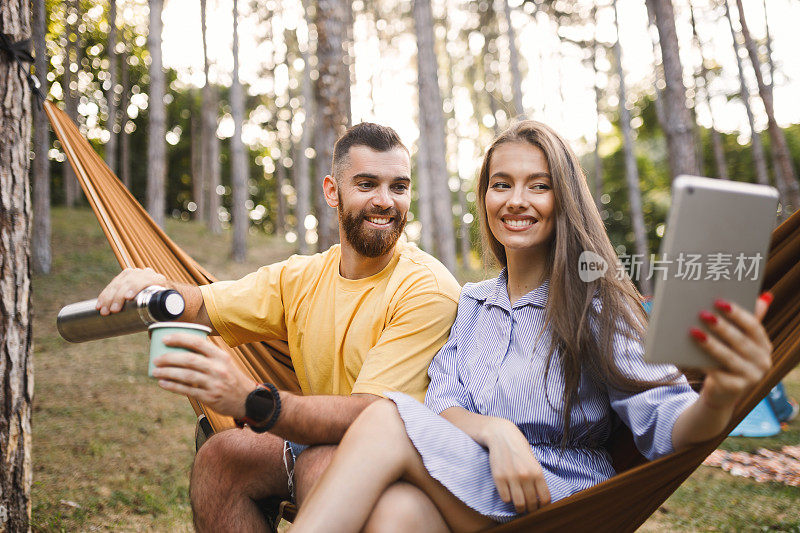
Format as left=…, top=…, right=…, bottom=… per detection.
left=338, top=200, right=406, bottom=258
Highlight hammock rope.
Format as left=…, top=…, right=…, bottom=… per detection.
left=45, top=99, right=800, bottom=531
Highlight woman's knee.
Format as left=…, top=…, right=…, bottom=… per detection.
left=351, top=399, right=405, bottom=437
left=363, top=482, right=448, bottom=533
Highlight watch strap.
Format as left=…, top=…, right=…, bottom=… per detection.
left=235, top=383, right=281, bottom=433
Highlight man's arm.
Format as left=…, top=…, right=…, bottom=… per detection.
left=95, top=267, right=215, bottom=332
left=152, top=333, right=378, bottom=443
left=266, top=392, right=379, bottom=444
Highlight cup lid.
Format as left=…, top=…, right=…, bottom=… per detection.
left=147, top=322, right=212, bottom=334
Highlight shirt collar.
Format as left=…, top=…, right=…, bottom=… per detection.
left=462, top=269, right=549, bottom=311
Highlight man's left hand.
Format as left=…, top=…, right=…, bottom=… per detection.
left=152, top=333, right=256, bottom=418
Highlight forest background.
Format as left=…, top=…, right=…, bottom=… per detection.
left=6, top=0, right=800, bottom=529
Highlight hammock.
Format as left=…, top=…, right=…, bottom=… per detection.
left=46, top=100, right=800, bottom=531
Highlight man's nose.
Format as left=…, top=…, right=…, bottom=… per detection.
left=372, top=187, right=392, bottom=209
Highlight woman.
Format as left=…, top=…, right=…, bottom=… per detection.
left=290, top=121, right=773, bottom=532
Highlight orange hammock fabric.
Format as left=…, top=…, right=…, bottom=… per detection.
left=46, top=100, right=800, bottom=531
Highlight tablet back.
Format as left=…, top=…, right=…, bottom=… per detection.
left=644, top=175, right=778, bottom=367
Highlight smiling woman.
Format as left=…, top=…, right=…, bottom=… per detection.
left=484, top=142, right=555, bottom=293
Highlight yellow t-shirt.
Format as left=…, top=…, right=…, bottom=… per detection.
left=199, top=241, right=461, bottom=401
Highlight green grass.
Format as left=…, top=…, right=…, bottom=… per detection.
left=31, top=207, right=800, bottom=530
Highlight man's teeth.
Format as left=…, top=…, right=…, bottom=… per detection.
left=367, top=217, right=391, bottom=225
left=504, top=219, right=534, bottom=228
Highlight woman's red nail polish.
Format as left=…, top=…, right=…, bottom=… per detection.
left=689, top=327, right=708, bottom=342
left=714, top=299, right=732, bottom=313
left=759, top=292, right=774, bottom=305
left=699, top=310, right=718, bottom=325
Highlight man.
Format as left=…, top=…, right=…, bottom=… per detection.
left=96, top=123, right=461, bottom=531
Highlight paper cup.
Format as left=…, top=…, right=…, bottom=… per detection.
left=147, top=322, right=212, bottom=377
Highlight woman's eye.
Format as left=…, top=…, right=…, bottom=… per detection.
left=490, top=182, right=510, bottom=189
left=530, top=183, right=550, bottom=191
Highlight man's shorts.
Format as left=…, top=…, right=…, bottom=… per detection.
left=283, top=440, right=309, bottom=502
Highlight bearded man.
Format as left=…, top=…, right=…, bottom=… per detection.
left=95, top=123, right=461, bottom=531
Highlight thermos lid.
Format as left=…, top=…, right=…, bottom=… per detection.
left=148, top=289, right=186, bottom=321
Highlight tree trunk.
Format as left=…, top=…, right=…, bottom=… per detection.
left=441, top=3, right=471, bottom=269
left=614, top=0, right=652, bottom=295
left=591, top=32, right=604, bottom=210
left=146, top=0, right=166, bottom=228
left=230, top=0, right=248, bottom=262
left=413, top=0, right=456, bottom=272
left=63, top=0, right=80, bottom=206
left=105, top=0, right=119, bottom=174
left=119, top=43, right=131, bottom=189
left=32, top=0, right=51, bottom=274
left=206, top=92, right=222, bottom=234
left=197, top=0, right=210, bottom=224
left=0, top=2, right=34, bottom=529
left=724, top=1, right=770, bottom=187
left=480, top=1, right=500, bottom=135
left=275, top=155, right=287, bottom=237
left=734, top=0, right=800, bottom=214
left=191, top=105, right=202, bottom=216
left=295, top=14, right=314, bottom=254
left=314, top=0, right=352, bottom=250
left=200, top=0, right=221, bottom=235
left=646, top=0, right=699, bottom=180
left=760, top=0, right=783, bottom=206
left=689, top=2, right=728, bottom=180
left=501, top=0, right=525, bottom=119
left=643, top=7, right=667, bottom=131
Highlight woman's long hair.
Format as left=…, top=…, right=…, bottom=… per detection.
left=476, top=120, right=672, bottom=445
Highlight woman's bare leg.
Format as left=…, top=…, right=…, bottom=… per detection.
left=363, top=482, right=449, bottom=533
left=289, top=399, right=495, bottom=533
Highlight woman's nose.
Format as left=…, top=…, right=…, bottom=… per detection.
left=507, top=187, right=528, bottom=209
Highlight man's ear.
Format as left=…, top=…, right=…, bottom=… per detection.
left=323, top=175, right=339, bottom=208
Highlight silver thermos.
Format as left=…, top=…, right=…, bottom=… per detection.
left=57, top=285, right=186, bottom=343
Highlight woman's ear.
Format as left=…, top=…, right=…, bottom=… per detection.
left=323, top=175, right=339, bottom=208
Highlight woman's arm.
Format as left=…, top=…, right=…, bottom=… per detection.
left=671, top=294, right=773, bottom=450
left=441, top=407, right=551, bottom=513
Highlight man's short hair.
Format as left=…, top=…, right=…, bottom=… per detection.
left=332, top=123, right=408, bottom=180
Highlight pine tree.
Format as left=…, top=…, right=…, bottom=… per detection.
left=146, top=0, right=167, bottom=227
left=0, top=1, right=34, bottom=528
left=413, top=0, right=456, bottom=272
left=231, top=0, right=248, bottom=261
left=32, top=0, right=51, bottom=273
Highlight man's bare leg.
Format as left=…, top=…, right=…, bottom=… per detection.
left=290, top=400, right=495, bottom=533
left=295, top=445, right=449, bottom=533
left=191, top=429, right=289, bottom=532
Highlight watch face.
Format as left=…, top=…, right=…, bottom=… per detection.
left=246, top=387, right=275, bottom=423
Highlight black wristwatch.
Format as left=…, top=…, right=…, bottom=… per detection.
left=235, top=383, right=281, bottom=433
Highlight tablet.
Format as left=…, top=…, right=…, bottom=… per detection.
left=644, top=175, right=778, bottom=368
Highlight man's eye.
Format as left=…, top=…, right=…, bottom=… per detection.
left=358, top=182, right=374, bottom=189
left=392, top=184, right=409, bottom=192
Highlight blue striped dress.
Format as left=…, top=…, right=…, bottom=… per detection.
left=386, top=271, right=698, bottom=522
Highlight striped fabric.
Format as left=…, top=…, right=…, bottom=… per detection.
left=389, top=270, right=698, bottom=522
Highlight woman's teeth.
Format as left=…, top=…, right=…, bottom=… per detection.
left=504, top=218, right=534, bottom=228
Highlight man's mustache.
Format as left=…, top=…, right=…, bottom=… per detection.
left=360, top=208, right=403, bottom=219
